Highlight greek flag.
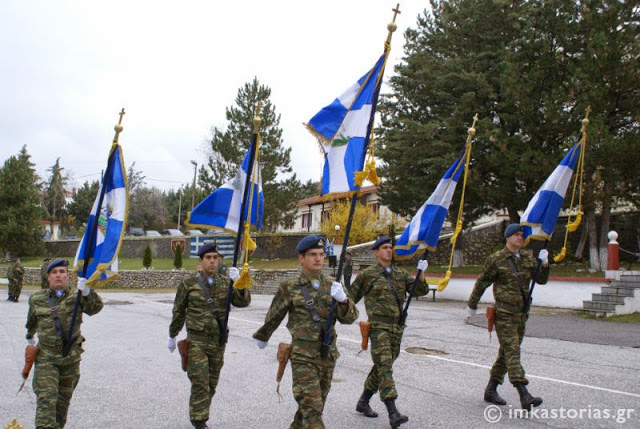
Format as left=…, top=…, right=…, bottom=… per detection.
left=521, top=139, right=582, bottom=243
left=306, top=54, right=386, bottom=195
left=188, top=144, right=264, bottom=233
left=394, top=149, right=467, bottom=259
left=74, top=143, right=128, bottom=287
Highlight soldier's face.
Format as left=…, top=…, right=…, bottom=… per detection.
left=200, top=253, right=220, bottom=276
left=507, top=231, right=524, bottom=250
left=48, top=267, right=69, bottom=290
left=299, top=249, right=325, bottom=274
left=374, top=243, right=393, bottom=265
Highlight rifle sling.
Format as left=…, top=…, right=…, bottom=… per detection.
left=299, top=280, right=325, bottom=339
left=383, top=270, right=404, bottom=324
left=505, top=257, right=529, bottom=313
left=196, top=273, right=225, bottom=337
left=47, top=295, right=75, bottom=350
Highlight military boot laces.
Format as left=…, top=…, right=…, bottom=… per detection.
left=514, top=383, right=543, bottom=410
left=356, top=389, right=379, bottom=418
left=384, top=399, right=408, bottom=428
left=484, top=379, right=507, bottom=405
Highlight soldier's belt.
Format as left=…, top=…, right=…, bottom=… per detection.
left=187, top=331, right=217, bottom=342
left=496, top=300, right=525, bottom=313
left=368, top=315, right=402, bottom=325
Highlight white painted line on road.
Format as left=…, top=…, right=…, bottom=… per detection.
left=129, top=297, right=640, bottom=399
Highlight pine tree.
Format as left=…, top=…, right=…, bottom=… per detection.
left=199, top=77, right=301, bottom=231
left=0, top=145, right=45, bottom=257
left=67, top=180, right=100, bottom=228
left=43, top=157, right=69, bottom=232
left=143, top=244, right=152, bottom=269
left=173, top=242, right=183, bottom=269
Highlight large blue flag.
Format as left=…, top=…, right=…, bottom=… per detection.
left=394, top=148, right=468, bottom=259
left=188, top=144, right=264, bottom=233
left=306, top=54, right=386, bottom=196
left=73, top=143, right=128, bottom=287
left=521, top=139, right=582, bottom=244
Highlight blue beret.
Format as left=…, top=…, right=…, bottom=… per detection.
left=296, top=234, right=326, bottom=253
left=197, top=243, right=219, bottom=258
left=46, top=258, right=69, bottom=274
left=372, top=236, right=392, bottom=250
left=504, top=223, right=523, bottom=238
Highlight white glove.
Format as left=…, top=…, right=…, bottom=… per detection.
left=466, top=306, right=477, bottom=316
left=538, top=249, right=549, bottom=265
left=331, top=281, right=347, bottom=303
left=256, top=339, right=268, bottom=349
left=77, top=277, right=90, bottom=297
left=229, top=267, right=240, bottom=281
left=168, top=336, right=176, bottom=353
left=27, top=338, right=35, bottom=346
left=417, top=259, right=428, bottom=272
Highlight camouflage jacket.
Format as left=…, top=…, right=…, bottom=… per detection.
left=169, top=273, right=251, bottom=343
left=349, top=262, right=428, bottom=327
left=217, top=263, right=227, bottom=276
left=40, top=264, right=49, bottom=286
left=468, top=247, right=549, bottom=312
left=253, top=271, right=358, bottom=362
left=343, top=259, right=353, bottom=277
left=26, top=287, right=103, bottom=362
left=8, top=263, right=24, bottom=282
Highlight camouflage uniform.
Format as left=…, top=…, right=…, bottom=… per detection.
left=343, top=256, right=353, bottom=288
left=216, top=263, right=227, bottom=276
left=253, top=271, right=358, bottom=429
left=26, top=286, right=103, bottom=429
left=40, top=262, right=50, bottom=289
left=349, top=263, right=428, bottom=400
left=467, top=247, right=549, bottom=385
left=7, top=261, right=25, bottom=301
left=169, top=273, right=251, bottom=423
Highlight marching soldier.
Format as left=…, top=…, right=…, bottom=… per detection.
left=168, top=243, right=246, bottom=429
left=252, top=234, right=358, bottom=429
left=40, top=257, right=52, bottom=289
left=25, top=258, right=103, bottom=428
left=343, top=251, right=353, bottom=288
left=465, top=223, right=549, bottom=410
left=348, top=236, right=429, bottom=428
left=7, top=257, right=25, bottom=302
left=216, top=253, right=227, bottom=276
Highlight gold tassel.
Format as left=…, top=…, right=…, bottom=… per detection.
left=450, top=220, right=462, bottom=244
left=233, top=262, right=252, bottom=290
left=553, top=247, right=566, bottom=263
left=566, top=211, right=582, bottom=232
left=367, top=159, right=381, bottom=185
left=246, top=235, right=257, bottom=252
left=437, top=271, right=451, bottom=292
left=354, top=168, right=369, bottom=187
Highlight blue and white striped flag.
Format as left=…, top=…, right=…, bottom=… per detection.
left=188, top=144, right=264, bottom=233
left=306, top=54, right=386, bottom=195
left=74, top=143, right=128, bottom=287
left=394, top=148, right=468, bottom=259
left=521, top=140, right=582, bottom=243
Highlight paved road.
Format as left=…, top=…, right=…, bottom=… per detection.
left=1, top=289, right=639, bottom=428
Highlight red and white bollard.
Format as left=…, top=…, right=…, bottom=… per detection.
left=606, top=231, right=619, bottom=278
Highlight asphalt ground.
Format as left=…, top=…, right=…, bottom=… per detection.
left=1, top=288, right=639, bottom=429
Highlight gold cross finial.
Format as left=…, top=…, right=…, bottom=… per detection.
left=113, top=107, right=126, bottom=144
left=386, top=4, right=401, bottom=45
left=253, top=101, right=262, bottom=134
left=392, top=4, right=401, bottom=23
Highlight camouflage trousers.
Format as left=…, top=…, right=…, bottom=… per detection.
left=364, top=327, right=403, bottom=400
left=491, top=310, right=528, bottom=385
left=33, top=359, right=80, bottom=428
left=187, top=339, right=225, bottom=421
left=289, top=358, right=335, bottom=429
left=8, top=280, right=23, bottom=300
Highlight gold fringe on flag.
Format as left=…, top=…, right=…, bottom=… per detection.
left=438, top=114, right=478, bottom=291
left=354, top=133, right=382, bottom=187
left=554, top=107, right=590, bottom=263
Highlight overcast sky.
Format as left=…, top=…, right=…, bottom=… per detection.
left=0, top=1, right=428, bottom=193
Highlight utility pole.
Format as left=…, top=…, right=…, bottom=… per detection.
left=177, top=189, right=183, bottom=229
left=190, top=160, right=198, bottom=212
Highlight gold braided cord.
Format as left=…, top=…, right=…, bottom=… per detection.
left=438, top=114, right=478, bottom=291
left=554, top=107, right=590, bottom=262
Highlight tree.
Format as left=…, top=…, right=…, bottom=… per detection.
left=67, top=180, right=100, bottom=227
left=42, top=157, right=70, bottom=232
left=129, top=187, right=168, bottom=230
left=299, top=179, right=321, bottom=199
left=127, top=161, right=146, bottom=195
left=173, top=242, right=183, bottom=269
left=199, top=77, right=302, bottom=231
left=143, top=244, right=152, bottom=269
left=0, top=145, right=45, bottom=257
left=320, top=200, right=387, bottom=246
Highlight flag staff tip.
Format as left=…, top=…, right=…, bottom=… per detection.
left=386, top=4, right=401, bottom=44
left=253, top=102, right=262, bottom=133
left=113, top=108, right=126, bottom=143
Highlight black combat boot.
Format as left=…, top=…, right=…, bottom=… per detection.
left=514, top=383, right=542, bottom=410
left=484, top=379, right=507, bottom=405
left=384, top=398, right=408, bottom=428
left=191, top=421, right=209, bottom=429
left=356, top=389, right=379, bottom=418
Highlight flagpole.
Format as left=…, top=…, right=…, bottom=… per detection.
left=220, top=104, right=261, bottom=345
left=321, top=7, right=399, bottom=359
left=64, top=108, right=125, bottom=356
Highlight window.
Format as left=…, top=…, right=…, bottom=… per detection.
left=302, top=212, right=313, bottom=229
